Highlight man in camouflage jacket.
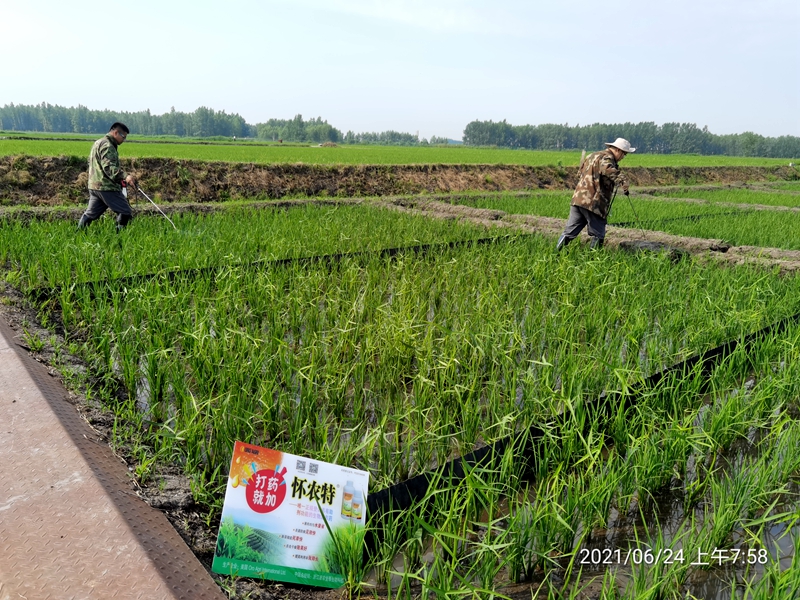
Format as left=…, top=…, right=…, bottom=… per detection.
left=78, top=122, right=137, bottom=231
left=556, top=138, right=635, bottom=250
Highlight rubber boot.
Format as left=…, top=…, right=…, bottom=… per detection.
left=555, top=235, right=572, bottom=252
left=78, top=214, right=92, bottom=229
left=589, top=237, right=604, bottom=250
left=116, top=213, right=132, bottom=233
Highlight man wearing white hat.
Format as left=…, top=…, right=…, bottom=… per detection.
left=556, top=137, right=635, bottom=250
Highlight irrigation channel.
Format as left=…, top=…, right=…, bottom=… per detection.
left=2, top=201, right=799, bottom=599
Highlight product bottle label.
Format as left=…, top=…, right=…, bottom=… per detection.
left=341, top=492, right=353, bottom=517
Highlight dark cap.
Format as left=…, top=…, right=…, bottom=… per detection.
left=110, top=122, right=130, bottom=134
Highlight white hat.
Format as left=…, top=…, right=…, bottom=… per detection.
left=605, top=138, right=636, bottom=153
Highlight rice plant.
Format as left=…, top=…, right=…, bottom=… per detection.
left=3, top=202, right=800, bottom=598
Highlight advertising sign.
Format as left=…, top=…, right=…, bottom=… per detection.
left=211, top=441, right=369, bottom=588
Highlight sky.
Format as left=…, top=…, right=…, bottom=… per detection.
left=2, top=0, right=798, bottom=140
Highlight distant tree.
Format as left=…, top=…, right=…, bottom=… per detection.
left=342, top=130, right=421, bottom=146
left=460, top=119, right=800, bottom=158
left=254, top=115, right=342, bottom=143
left=0, top=102, right=256, bottom=138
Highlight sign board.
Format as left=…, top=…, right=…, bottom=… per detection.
left=211, top=441, right=369, bottom=588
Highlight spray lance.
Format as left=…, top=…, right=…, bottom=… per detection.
left=608, top=182, right=647, bottom=239
left=135, top=186, right=178, bottom=231
left=625, top=190, right=647, bottom=239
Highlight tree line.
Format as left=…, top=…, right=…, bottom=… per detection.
left=0, top=103, right=447, bottom=146
left=462, top=120, right=800, bottom=158
left=2, top=103, right=796, bottom=156
left=0, top=103, right=252, bottom=138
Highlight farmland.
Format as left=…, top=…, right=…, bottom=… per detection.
left=1, top=145, right=799, bottom=599
left=453, top=186, right=800, bottom=251
left=1, top=136, right=797, bottom=167
left=643, top=187, right=800, bottom=208
left=0, top=204, right=496, bottom=286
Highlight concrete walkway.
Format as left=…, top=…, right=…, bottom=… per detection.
left=0, top=319, right=225, bottom=600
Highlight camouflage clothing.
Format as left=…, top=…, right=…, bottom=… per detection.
left=87, top=134, right=127, bottom=191
left=570, top=148, right=627, bottom=219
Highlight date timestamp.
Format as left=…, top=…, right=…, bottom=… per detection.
left=578, top=547, right=769, bottom=568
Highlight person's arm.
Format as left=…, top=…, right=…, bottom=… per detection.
left=599, top=154, right=628, bottom=193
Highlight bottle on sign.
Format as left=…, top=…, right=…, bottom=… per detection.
left=350, top=490, right=363, bottom=522
left=341, top=480, right=354, bottom=518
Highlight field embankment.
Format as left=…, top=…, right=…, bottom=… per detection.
left=1, top=155, right=797, bottom=206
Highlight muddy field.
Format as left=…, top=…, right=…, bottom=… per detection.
left=0, top=155, right=797, bottom=206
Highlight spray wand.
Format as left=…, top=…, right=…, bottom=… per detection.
left=135, top=186, right=178, bottom=231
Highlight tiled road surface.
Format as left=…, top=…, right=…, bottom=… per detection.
left=0, top=319, right=225, bottom=600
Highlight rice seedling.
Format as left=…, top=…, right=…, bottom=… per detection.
left=453, top=191, right=800, bottom=250
left=738, top=531, right=800, bottom=600
left=646, top=187, right=800, bottom=208
left=764, top=180, right=800, bottom=191
left=0, top=203, right=496, bottom=290
left=4, top=198, right=800, bottom=598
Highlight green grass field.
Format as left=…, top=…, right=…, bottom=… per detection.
left=1, top=137, right=797, bottom=167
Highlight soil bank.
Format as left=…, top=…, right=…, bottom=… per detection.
left=1, top=155, right=797, bottom=206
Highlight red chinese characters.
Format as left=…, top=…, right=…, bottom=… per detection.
left=246, top=467, right=288, bottom=513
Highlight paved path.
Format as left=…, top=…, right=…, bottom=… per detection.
left=0, top=319, right=225, bottom=600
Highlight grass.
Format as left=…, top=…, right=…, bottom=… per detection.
left=215, top=517, right=284, bottom=564
left=2, top=198, right=800, bottom=598
left=1, top=138, right=797, bottom=166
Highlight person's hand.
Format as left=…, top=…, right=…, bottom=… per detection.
left=125, top=174, right=137, bottom=188
left=622, top=182, right=629, bottom=195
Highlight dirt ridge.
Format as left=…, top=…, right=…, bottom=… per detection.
left=1, top=155, right=797, bottom=206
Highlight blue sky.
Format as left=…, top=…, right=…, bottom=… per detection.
left=2, top=0, right=798, bottom=139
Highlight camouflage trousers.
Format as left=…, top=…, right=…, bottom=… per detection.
left=560, top=205, right=606, bottom=241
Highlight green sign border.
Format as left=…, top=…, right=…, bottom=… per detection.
left=212, top=556, right=344, bottom=589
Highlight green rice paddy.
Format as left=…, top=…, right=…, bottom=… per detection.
left=645, top=187, right=800, bottom=208
left=1, top=136, right=797, bottom=167
left=1, top=200, right=799, bottom=598
left=0, top=204, right=495, bottom=287
left=452, top=191, right=800, bottom=250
